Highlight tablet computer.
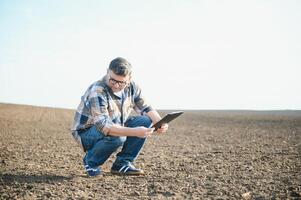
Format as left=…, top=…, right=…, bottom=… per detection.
left=151, top=111, right=184, bottom=131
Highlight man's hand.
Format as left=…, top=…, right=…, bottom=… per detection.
left=156, top=123, right=168, bottom=134
left=134, top=126, right=154, bottom=138
left=146, top=110, right=168, bottom=134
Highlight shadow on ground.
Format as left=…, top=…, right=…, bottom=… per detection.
left=0, top=173, right=73, bottom=185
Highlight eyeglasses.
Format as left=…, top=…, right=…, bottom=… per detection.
left=108, top=75, right=128, bottom=87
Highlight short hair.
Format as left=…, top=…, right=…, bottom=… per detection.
left=109, top=57, right=132, bottom=76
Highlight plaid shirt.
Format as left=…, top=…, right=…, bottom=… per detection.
left=71, top=75, right=153, bottom=146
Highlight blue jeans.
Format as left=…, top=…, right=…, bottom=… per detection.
left=79, top=115, right=152, bottom=168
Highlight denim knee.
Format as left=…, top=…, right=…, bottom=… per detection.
left=141, top=115, right=152, bottom=127
left=126, top=115, right=152, bottom=128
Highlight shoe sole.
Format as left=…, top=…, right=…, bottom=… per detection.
left=111, top=170, right=145, bottom=176
left=86, top=171, right=102, bottom=177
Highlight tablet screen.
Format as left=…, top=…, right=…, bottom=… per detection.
left=151, top=111, right=184, bottom=131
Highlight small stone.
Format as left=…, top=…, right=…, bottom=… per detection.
left=26, top=185, right=34, bottom=190
left=242, top=192, right=252, bottom=200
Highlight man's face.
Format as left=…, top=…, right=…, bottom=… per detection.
left=107, top=70, right=131, bottom=93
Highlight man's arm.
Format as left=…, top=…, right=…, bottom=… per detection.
left=107, top=124, right=153, bottom=138
left=146, top=110, right=162, bottom=124
left=108, top=110, right=166, bottom=136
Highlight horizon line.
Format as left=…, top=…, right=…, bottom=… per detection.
left=1, top=102, right=300, bottom=112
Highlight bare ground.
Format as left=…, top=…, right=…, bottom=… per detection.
left=0, top=103, right=300, bottom=199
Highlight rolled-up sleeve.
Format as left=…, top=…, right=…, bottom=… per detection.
left=89, top=91, right=113, bottom=135
left=133, top=83, right=154, bottom=115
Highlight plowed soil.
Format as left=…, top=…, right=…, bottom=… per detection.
left=0, top=103, right=300, bottom=199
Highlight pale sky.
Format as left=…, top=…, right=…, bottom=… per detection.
left=1, top=0, right=300, bottom=110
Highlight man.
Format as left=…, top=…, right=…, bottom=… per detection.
left=71, top=57, right=168, bottom=176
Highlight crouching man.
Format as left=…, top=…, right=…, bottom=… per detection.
left=71, top=57, right=168, bottom=176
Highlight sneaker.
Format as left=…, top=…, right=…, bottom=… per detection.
left=111, top=164, right=144, bottom=175
left=83, top=158, right=101, bottom=177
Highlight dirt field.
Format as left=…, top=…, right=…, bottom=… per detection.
left=0, top=103, right=300, bottom=199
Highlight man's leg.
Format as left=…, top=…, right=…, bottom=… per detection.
left=113, top=115, right=152, bottom=168
left=80, top=126, right=126, bottom=172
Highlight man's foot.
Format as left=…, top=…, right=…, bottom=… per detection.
left=83, top=158, right=101, bottom=177
left=111, top=164, right=145, bottom=175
